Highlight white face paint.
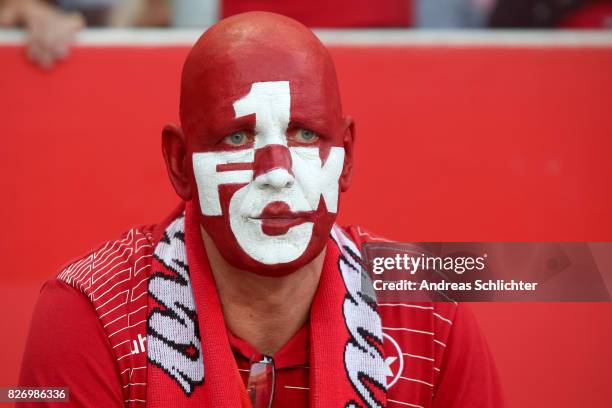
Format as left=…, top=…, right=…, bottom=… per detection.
left=192, top=81, right=345, bottom=265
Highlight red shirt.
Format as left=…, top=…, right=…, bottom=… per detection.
left=18, top=224, right=503, bottom=407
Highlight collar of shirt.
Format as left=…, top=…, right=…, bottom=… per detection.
left=227, top=321, right=310, bottom=369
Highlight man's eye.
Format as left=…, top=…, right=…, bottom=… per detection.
left=294, top=128, right=319, bottom=143
left=224, top=131, right=249, bottom=146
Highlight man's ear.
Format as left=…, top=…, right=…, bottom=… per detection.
left=162, top=123, right=192, bottom=201
left=339, top=116, right=355, bottom=192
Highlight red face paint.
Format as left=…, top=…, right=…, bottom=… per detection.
left=180, top=13, right=349, bottom=276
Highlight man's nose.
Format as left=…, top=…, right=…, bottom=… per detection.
left=253, top=144, right=294, bottom=190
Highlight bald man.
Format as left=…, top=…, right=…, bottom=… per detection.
left=19, top=12, right=504, bottom=408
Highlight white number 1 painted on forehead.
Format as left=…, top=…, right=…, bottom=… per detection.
left=233, top=81, right=291, bottom=149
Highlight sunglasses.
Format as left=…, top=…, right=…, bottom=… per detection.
left=246, top=356, right=276, bottom=408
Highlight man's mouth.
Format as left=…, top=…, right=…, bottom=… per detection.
left=252, top=201, right=311, bottom=236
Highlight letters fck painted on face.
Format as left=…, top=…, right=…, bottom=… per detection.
left=191, top=81, right=345, bottom=275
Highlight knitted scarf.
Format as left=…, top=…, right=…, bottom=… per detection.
left=146, top=202, right=387, bottom=407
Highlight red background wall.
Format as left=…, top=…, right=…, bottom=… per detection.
left=1, top=41, right=611, bottom=407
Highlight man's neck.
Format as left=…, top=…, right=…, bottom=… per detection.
left=200, top=228, right=325, bottom=357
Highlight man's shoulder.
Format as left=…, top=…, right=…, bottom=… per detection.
left=38, top=224, right=157, bottom=403
left=53, top=205, right=186, bottom=294
left=55, top=224, right=157, bottom=300
left=338, top=224, right=461, bottom=357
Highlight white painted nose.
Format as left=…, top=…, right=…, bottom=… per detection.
left=254, top=168, right=295, bottom=190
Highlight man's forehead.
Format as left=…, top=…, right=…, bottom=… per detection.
left=180, top=12, right=342, bottom=139
left=184, top=51, right=337, bottom=117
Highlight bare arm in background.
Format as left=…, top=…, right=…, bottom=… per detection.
left=0, top=0, right=170, bottom=69
left=0, top=0, right=84, bottom=68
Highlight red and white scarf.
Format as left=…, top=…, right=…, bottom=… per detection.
left=146, top=201, right=388, bottom=407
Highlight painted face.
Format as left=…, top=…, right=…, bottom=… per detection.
left=179, top=14, right=349, bottom=276
left=191, top=81, right=344, bottom=274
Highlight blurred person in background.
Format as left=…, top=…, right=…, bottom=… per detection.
left=415, top=0, right=495, bottom=27
left=0, top=0, right=170, bottom=68
left=0, top=0, right=507, bottom=69
left=489, top=0, right=612, bottom=28
left=0, top=0, right=85, bottom=67
left=10, top=0, right=608, bottom=70
left=8, top=0, right=611, bottom=69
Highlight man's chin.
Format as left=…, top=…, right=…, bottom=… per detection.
left=222, top=239, right=326, bottom=278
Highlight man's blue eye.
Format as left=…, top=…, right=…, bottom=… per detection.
left=225, top=131, right=247, bottom=145
left=302, top=130, right=315, bottom=139
left=297, top=129, right=318, bottom=143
